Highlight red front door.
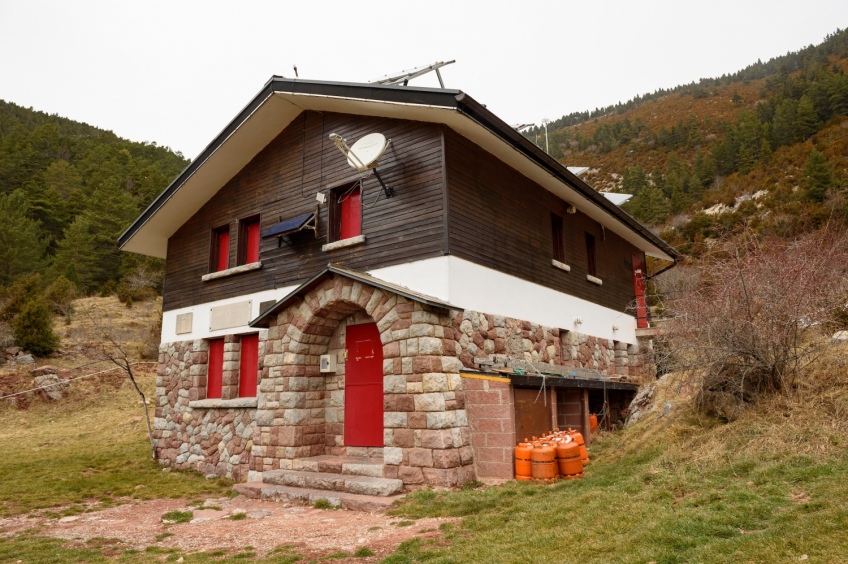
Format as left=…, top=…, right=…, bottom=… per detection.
left=632, top=255, right=648, bottom=329
left=344, top=323, right=384, bottom=446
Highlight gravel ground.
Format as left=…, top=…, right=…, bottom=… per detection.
left=0, top=496, right=455, bottom=561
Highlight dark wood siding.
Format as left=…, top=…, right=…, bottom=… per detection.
left=444, top=128, right=642, bottom=314
left=163, top=112, right=447, bottom=311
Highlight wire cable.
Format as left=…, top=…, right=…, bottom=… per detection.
left=0, top=362, right=157, bottom=400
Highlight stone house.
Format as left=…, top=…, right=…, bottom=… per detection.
left=120, top=77, right=678, bottom=505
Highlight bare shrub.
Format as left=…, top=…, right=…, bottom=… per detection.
left=656, top=227, right=848, bottom=419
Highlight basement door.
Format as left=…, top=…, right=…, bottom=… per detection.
left=344, top=322, right=384, bottom=447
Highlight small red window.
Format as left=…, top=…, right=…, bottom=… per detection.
left=211, top=226, right=230, bottom=272
left=238, top=216, right=260, bottom=265
left=207, top=339, right=224, bottom=399
left=340, top=185, right=361, bottom=240
left=238, top=334, right=259, bottom=398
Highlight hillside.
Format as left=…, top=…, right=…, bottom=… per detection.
left=0, top=100, right=188, bottom=292
left=532, top=28, right=848, bottom=257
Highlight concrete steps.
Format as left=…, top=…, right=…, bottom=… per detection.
left=233, top=455, right=405, bottom=512
left=234, top=482, right=403, bottom=513
left=262, top=468, right=403, bottom=497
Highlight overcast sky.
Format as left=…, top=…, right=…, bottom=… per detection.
left=1, top=1, right=846, bottom=159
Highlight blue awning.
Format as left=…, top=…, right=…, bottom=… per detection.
left=262, top=212, right=315, bottom=239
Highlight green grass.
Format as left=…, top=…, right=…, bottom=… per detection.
left=353, top=547, right=375, bottom=557
left=385, top=422, right=848, bottom=563
left=161, top=510, right=193, bottom=524
left=0, top=368, right=231, bottom=517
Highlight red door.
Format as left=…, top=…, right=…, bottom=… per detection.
left=632, top=255, right=648, bottom=329
left=344, top=323, right=383, bottom=446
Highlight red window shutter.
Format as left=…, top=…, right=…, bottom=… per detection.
left=632, top=255, right=649, bottom=328
left=246, top=221, right=260, bottom=263
left=238, top=334, right=259, bottom=398
left=207, top=339, right=224, bottom=399
left=216, top=230, right=230, bottom=272
left=340, top=186, right=361, bottom=240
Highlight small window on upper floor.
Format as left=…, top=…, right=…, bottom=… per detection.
left=329, top=182, right=361, bottom=243
left=585, top=233, right=597, bottom=277
left=551, top=214, right=565, bottom=263
left=210, top=225, right=230, bottom=273
left=238, top=215, right=261, bottom=265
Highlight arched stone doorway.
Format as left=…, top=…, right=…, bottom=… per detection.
left=248, top=272, right=474, bottom=488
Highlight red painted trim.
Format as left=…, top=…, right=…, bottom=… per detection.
left=207, top=339, right=224, bottom=399
left=632, top=255, right=648, bottom=329
left=246, top=221, right=260, bottom=263
left=238, top=334, right=259, bottom=398
left=340, top=186, right=361, bottom=240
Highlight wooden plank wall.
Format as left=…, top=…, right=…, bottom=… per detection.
left=443, top=128, right=643, bottom=314
left=162, top=112, right=447, bottom=311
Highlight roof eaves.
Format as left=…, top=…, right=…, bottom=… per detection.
left=119, top=78, right=463, bottom=250
left=452, top=93, right=679, bottom=260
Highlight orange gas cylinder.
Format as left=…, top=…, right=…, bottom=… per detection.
left=514, top=441, right=533, bottom=481
left=530, top=443, right=557, bottom=482
left=589, top=414, right=598, bottom=432
left=555, top=437, right=584, bottom=479
left=567, top=428, right=590, bottom=465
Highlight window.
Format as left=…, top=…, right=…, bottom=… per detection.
left=207, top=338, right=224, bottom=399
left=329, top=182, right=361, bottom=242
left=585, top=233, right=597, bottom=277
left=204, top=334, right=258, bottom=400
left=210, top=225, right=230, bottom=273
left=238, top=334, right=259, bottom=398
left=238, top=215, right=261, bottom=265
left=551, top=214, right=565, bottom=263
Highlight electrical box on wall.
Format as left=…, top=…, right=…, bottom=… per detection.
left=319, top=354, right=337, bottom=373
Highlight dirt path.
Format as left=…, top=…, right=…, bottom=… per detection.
left=0, top=496, right=455, bottom=561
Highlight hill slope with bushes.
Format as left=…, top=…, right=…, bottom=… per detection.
left=530, top=28, right=848, bottom=257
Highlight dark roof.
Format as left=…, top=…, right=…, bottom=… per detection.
left=119, top=77, right=678, bottom=261
left=249, top=263, right=456, bottom=328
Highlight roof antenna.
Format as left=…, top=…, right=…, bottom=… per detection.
left=371, top=60, right=455, bottom=88
left=293, top=65, right=298, bottom=78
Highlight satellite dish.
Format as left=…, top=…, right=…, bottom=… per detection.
left=347, top=133, right=389, bottom=171
left=329, top=132, right=396, bottom=198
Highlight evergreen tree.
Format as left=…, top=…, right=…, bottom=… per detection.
left=796, top=95, right=819, bottom=140
left=13, top=297, right=59, bottom=356
left=802, top=149, right=834, bottom=202
left=0, top=190, right=47, bottom=286
left=52, top=217, right=100, bottom=292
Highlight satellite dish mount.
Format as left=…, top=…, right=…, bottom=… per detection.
left=329, top=132, right=395, bottom=198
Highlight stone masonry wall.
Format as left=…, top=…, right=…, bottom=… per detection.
left=453, top=311, right=652, bottom=383
left=154, top=337, right=262, bottom=481
left=251, top=275, right=475, bottom=488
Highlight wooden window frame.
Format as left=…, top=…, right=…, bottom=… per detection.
left=328, top=181, right=361, bottom=243
left=585, top=232, right=597, bottom=277
left=551, top=214, right=565, bottom=263
left=209, top=224, right=230, bottom=273
left=237, top=215, right=261, bottom=266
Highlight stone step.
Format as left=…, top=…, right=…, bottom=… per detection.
left=262, top=469, right=403, bottom=497
left=234, top=482, right=404, bottom=513
left=291, top=455, right=384, bottom=478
